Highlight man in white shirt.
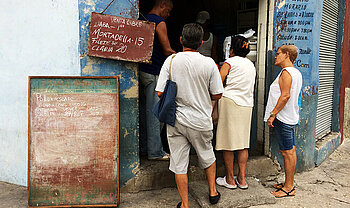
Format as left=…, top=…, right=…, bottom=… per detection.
left=156, top=23, right=224, bottom=208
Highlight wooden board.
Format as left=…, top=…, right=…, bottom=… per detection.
left=87, top=12, right=155, bottom=63
left=28, top=77, right=119, bottom=207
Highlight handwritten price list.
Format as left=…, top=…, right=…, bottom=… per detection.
left=87, top=12, right=155, bottom=63
left=275, top=0, right=316, bottom=69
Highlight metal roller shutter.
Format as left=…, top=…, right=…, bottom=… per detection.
left=315, top=0, right=339, bottom=139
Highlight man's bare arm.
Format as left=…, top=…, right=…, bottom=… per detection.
left=156, top=22, right=176, bottom=56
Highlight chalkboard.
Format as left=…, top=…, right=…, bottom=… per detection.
left=87, top=12, right=155, bottom=63
left=28, top=77, right=119, bottom=207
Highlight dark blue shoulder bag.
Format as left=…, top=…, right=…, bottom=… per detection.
left=152, top=55, right=177, bottom=126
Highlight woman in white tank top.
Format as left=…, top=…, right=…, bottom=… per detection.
left=264, top=45, right=302, bottom=198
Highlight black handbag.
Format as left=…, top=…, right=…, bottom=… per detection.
left=152, top=55, right=177, bottom=126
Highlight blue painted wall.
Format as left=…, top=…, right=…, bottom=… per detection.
left=269, top=0, right=323, bottom=172
left=78, top=0, right=139, bottom=186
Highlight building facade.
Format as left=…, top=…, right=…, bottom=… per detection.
left=0, top=0, right=348, bottom=188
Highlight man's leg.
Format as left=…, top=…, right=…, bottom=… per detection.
left=205, top=161, right=219, bottom=196
left=272, top=146, right=296, bottom=196
left=237, top=149, right=248, bottom=186
left=187, top=127, right=219, bottom=203
left=140, top=72, right=166, bottom=159
left=175, top=174, right=189, bottom=208
left=223, top=150, right=235, bottom=185
left=167, top=122, right=191, bottom=207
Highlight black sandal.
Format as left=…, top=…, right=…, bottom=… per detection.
left=177, top=201, right=182, bottom=208
left=274, top=187, right=295, bottom=198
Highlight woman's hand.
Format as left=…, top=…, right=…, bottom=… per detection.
left=267, top=116, right=275, bottom=127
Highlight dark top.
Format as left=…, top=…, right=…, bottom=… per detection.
left=139, top=14, right=167, bottom=75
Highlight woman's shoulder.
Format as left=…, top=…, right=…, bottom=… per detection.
left=226, top=56, right=254, bottom=67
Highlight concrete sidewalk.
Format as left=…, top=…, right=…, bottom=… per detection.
left=252, top=138, right=350, bottom=208
left=1, top=139, right=349, bottom=207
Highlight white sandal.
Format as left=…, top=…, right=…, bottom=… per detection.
left=216, top=176, right=237, bottom=189
left=234, top=176, right=248, bottom=189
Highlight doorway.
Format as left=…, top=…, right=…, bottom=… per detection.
left=139, top=0, right=266, bottom=156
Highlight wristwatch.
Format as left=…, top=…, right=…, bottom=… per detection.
left=270, top=112, right=276, bottom=118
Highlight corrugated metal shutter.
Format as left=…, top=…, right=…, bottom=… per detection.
left=315, top=0, right=339, bottom=139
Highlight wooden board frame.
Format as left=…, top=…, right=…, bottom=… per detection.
left=28, top=76, right=119, bottom=208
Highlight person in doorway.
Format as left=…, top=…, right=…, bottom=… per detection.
left=139, top=0, right=176, bottom=160
left=195, top=11, right=218, bottom=63
left=215, top=35, right=256, bottom=190
left=156, top=23, right=223, bottom=208
left=264, top=45, right=302, bottom=197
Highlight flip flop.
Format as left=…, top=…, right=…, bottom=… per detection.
left=273, top=187, right=295, bottom=198
left=273, top=183, right=285, bottom=189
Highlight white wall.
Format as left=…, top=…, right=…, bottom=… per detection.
left=0, top=0, right=80, bottom=186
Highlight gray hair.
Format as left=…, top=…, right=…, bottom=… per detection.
left=181, top=23, right=204, bottom=50
left=279, top=45, right=299, bottom=63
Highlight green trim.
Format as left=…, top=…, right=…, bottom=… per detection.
left=332, top=0, right=346, bottom=132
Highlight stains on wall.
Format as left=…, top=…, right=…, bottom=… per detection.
left=302, top=83, right=318, bottom=96
left=79, top=0, right=140, bottom=186
left=270, top=0, right=323, bottom=171
left=339, top=0, right=350, bottom=141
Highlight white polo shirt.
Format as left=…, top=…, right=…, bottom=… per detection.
left=156, top=52, right=223, bottom=131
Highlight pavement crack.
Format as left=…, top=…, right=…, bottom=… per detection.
left=331, top=197, right=350, bottom=205
left=309, top=179, right=339, bottom=187
left=322, top=169, right=341, bottom=187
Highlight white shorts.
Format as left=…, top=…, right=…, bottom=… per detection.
left=167, top=120, right=216, bottom=174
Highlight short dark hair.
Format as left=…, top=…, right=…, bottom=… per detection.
left=231, top=35, right=250, bottom=57
left=181, top=23, right=204, bottom=50
left=154, top=0, right=173, bottom=7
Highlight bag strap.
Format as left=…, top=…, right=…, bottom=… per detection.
left=169, top=54, right=176, bottom=80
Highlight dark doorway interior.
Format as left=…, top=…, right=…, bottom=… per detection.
left=139, top=0, right=259, bottom=63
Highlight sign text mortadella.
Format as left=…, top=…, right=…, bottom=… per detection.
left=88, top=12, right=155, bottom=63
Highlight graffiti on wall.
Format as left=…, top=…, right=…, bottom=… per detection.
left=274, top=0, right=322, bottom=96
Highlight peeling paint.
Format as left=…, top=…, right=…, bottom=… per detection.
left=128, top=162, right=138, bottom=170
left=82, top=0, right=96, bottom=7
left=83, top=7, right=91, bottom=14
left=123, top=128, right=130, bottom=138
left=271, top=0, right=323, bottom=172
left=277, top=0, right=286, bottom=10
left=80, top=0, right=140, bottom=187
left=131, top=166, right=140, bottom=175
left=303, top=84, right=318, bottom=96
left=121, top=77, right=138, bottom=98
